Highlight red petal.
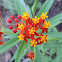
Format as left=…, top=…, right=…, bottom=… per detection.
left=0, top=37, right=2, bottom=40
left=25, top=36, right=31, bottom=39
left=45, top=28, right=48, bottom=33
left=31, top=34, right=34, bottom=40
left=37, top=41, right=43, bottom=45
left=0, top=41, right=5, bottom=45
left=26, top=20, right=28, bottom=26
left=24, top=38, right=28, bottom=43
left=16, top=28, right=21, bottom=30
left=20, top=30, right=24, bottom=34
left=21, top=18, right=26, bottom=21
left=0, top=32, right=4, bottom=34
left=35, top=26, right=39, bottom=31
left=41, top=33, right=43, bottom=36
left=39, top=18, right=45, bottom=24
left=38, top=24, right=42, bottom=27
left=20, top=22, right=24, bottom=25
left=26, top=25, right=31, bottom=28
left=35, top=37, right=41, bottom=41
left=34, top=32, right=39, bottom=36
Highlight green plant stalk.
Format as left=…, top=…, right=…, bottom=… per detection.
left=4, top=32, right=19, bottom=34
left=32, top=0, right=37, bottom=17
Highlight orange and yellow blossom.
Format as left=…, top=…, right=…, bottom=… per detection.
left=29, top=27, right=36, bottom=34
left=17, top=34, right=24, bottom=40
left=18, top=23, right=24, bottom=30
left=32, top=16, right=39, bottom=24
left=41, top=12, right=48, bottom=20
left=30, top=39, right=37, bottom=47
left=22, top=12, right=29, bottom=20
left=43, top=21, right=51, bottom=28
left=41, top=35, right=48, bottom=43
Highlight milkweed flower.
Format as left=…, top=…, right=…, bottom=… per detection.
left=8, top=12, right=51, bottom=47
left=16, top=12, right=51, bottom=45
left=41, top=34, right=48, bottom=43
left=22, top=12, right=29, bottom=20
left=41, top=12, right=48, bottom=20
left=29, top=27, right=36, bottom=34
left=27, top=52, right=35, bottom=60
left=30, top=39, right=37, bottom=47
left=18, top=23, right=25, bottom=30
left=43, top=21, right=51, bottom=28
left=17, top=34, right=24, bottom=40
left=32, top=16, right=39, bottom=24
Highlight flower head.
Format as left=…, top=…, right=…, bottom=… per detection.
left=27, top=52, right=35, bottom=60
left=17, top=34, right=24, bottom=40
left=41, top=35, right=48, bottom=43
left=29, top=27, right=36, bottom=34
left=22, top=12, right=29, bottom=20
left=30, top=39, right=37, bottom=47
left=43, top=21, right=51, bottom=28
left=41, top=12, right=48, bottom=20
left=32, top=16, right=39, bottom=24
left=18, top=23, right=24, bottom=30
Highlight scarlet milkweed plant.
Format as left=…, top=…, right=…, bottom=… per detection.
left=0, top=0, right=62, bottom=62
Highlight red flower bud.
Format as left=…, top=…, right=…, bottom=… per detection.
left=10, top=15, right=15, bottom=19
left=18, top=15, right=22, bottom=19
left=13, top=29, right=17, bottom=33
left=14, top=18, right=19, bottom=23
left=8, top=19, right=12, bottom=23
left=15, top=23, right=18, bottom=27
left=9, top=25, right=13, bottom=29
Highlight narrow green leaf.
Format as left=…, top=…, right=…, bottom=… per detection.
left=47, top=13, right=62, bottom=22
left=51, top=27, right=58, bottom=32
left=0, top=37, right=19, bottom=54
left=37, top=0, right=54, bottom=17
left=35, top=46, right=42, bottom=62
left=10, top=51, right=17, bottom=62
left=32, top=0, right=37, bottom=17
left=3, top=34, right=17, bottom=39
left=47, top=32, right=62, bottom=39
left=27, top=5, right=32, bottom=18
left=14, top=0, right=26, bottom=15
left=47, top=13, right=62, bottom=31
left=15, top=41, right=26, bottom=62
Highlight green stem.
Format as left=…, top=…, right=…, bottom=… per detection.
left=34, top=47, right=36, bottom=61
left=4, top=32, right=19, bottom=34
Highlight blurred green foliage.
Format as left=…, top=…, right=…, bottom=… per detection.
left=0, top=0, right=62, bottom=62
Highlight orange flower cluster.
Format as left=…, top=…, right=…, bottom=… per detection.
left=8, top=12, right=51, bottom=47
left=17, top=12, right=51, bottom=47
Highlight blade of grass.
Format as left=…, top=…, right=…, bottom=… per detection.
left=37, top=0, right=54, bottom=17
left=15, top=40, right=26, bottom=62
left=0, top=37, right=20, bottom=54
